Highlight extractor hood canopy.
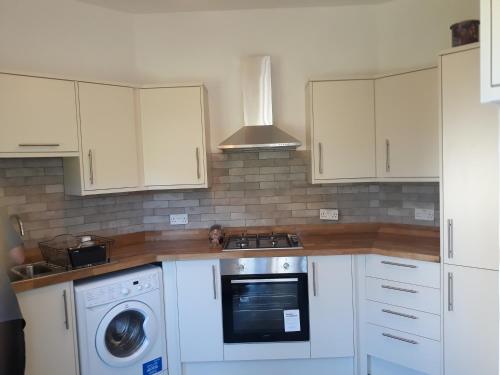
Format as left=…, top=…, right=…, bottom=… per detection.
left=218, top=56, right=301, bottom=152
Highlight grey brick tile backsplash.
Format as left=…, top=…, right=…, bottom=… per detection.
left=0, top=152, right=439, bottom=248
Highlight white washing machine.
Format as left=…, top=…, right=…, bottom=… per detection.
left=75, top=265, right=167, bottom=375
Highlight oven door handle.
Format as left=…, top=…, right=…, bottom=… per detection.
left=231, top=278, right=299, bottom=284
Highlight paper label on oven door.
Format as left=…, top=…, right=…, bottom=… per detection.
left=283, top=309, right=301, bottom=332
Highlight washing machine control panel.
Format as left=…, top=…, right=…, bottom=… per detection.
left=84, top=272, right=160, bottom=307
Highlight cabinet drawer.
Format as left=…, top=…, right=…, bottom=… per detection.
left=366, top=324, right=440, bottom=375
left=366, top=255, right=440, bottom=288
left=366, top=277, right=440, bottom=314
left=366, top=300, right=440, bottom=341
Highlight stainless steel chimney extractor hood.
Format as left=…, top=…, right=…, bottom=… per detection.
left=218, top=56, right=301, bottom=152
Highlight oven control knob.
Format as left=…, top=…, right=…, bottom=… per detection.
left=121, top=288, right=130, bottom=296
left=283, top=262, right=290, bottom=270
left=238, top=264, right=245, bottom=271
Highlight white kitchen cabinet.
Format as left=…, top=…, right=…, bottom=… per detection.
left=481, top=1, right=500, bottom=103
left=64, top=82, right=141, bottom=195
left=308, top=255, right=354, bottom=358
left=17, top=282, right=79, bottom=375
left=0, top=73, right=79, bottom=156
left=375, top=68, right=439, bottom=180
left=307, top=80, right=376, bottom=183
left=176, top=259, right=223, bottom=363
left=443, top=265, right=499, bottom=375
left=139, top=85, right=209, bottom=189
left=441, top=46, right=499, bottom=270
left=358, top=255, right=442, bottom=375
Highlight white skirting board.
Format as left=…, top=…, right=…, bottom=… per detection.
left=182, top=357, right=354, bottom=375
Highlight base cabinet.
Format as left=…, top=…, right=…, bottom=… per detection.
left=17, top=282, right=79, bottom=375
left=176, top=259, right=223, bottom=363
left=443, top=265, right=499, bottom=375
left=309, top=255, right=354, bottom=358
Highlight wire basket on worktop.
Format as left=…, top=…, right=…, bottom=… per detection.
left=39, top=234, right=114, bottom=269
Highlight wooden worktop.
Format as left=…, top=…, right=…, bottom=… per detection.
left=11, top=223, right=440, bottom=293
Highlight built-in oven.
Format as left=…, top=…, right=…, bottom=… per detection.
left=221, top=256, right=309, bottom=344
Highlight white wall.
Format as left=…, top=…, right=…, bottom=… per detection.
left=0, top=0, right=136, bottom=82
left=0, top=0, right=479, bottom=152
left=375, top=0, right=479, bottom=72
left=133, top=6, right=379, bottom=152
left=133, top=0, right=479, bottom=152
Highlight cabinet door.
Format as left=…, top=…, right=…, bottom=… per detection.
left=443, top=265, right=498, bottom=375
left=140, top=86, right=207, bottom=188
left=441, top=48, right=499, bottom=270
left=0, top=74, right=78, bottom=154
left=375, top=68, right=439, bottom=179
left=309, top=255, right=354, bottom=358
left=17, top=282, right=79, bottom=375
left=310, top=80, right=376, bottom=181
left=492, top=0, right=500, bottom=86
left=481, top=0, right=500, bottom=103
left=176, top=259, right=223, bottom=362
left=78, top=82, right=140, bottom=191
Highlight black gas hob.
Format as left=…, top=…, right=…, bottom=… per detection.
left=222, top=233, right=303, bottom=251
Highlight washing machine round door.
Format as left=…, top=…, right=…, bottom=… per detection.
left=95, top=300, right=158, bottom=367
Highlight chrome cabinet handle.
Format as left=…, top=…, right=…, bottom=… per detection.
left=62, top=290, right=70, bottom=330
left=382, top=333, right=418, bottom=345
left=88, top=149, right=94, bottom=185
left=382, top=309, right=418, bottom=320
left=318, top=142, right=323, bottom=174
left=385, top=139, right=391, bottom=173
left=381, top=285, right=418, bottom=294
left=212, top=265, right=217, bottom=300
left=448, top=272, right=454, bottom=311
left=19, top=143, right=60, bottom=147
left=312, top=261, right=318, bottom=296
left=447, top=219, right=454, bottom=259
left=195, top=147, right=201, bottom=179
left=381, top=260, right=417, bottom=269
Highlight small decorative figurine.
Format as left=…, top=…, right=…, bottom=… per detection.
left=208, top=224, right=224, bottom=249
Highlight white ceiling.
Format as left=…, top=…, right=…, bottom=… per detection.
left=77, top=0, right=391, bottom=13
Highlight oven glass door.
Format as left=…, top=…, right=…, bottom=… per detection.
left=222, top=273, right=309, bottom=343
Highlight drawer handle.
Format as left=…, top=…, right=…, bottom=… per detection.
left=19, top=143, right=60, bottom=147
left=382, top=309, right=418, bottom=320
left=381, top=285, right=418, bottom=294
left=382, top=332, right=418, bottom=345
left=381, top=260, right=417, bottom=269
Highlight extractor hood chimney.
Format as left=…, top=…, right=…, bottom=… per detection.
left=218, top=56, right=301, bottom=152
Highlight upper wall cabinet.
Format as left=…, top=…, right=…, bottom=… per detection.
left=308, top=68, right=439, bottom=184
left=139, top=86, right=209, bottom=189
left=0, top=74, right=79, bottom=156
left=375, top=68, right=439, bottom=180
left=307, top=80, right=376, bottom=183
left=481, top=0, right=500, bottom=103
left=64, top=82, right=141, bottom=195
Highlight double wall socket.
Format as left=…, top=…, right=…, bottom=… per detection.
left=320, top=209, right=339, bottom=221
left=170, top=214, right=188, bottom=225
left=414, top=208, right=434, bottom=221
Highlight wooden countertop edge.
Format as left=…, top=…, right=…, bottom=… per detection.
left=12, top=224, right=440, bottom=293
left=12, top=247, right=439, bottom=293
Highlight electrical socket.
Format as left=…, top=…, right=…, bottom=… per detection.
left=415, top=208, right=434, bottom=221
left=170, top=214, right=188, bottom=225
left=320, top=209, right=339, bottom=221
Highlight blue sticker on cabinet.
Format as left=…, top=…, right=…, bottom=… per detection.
left=143, top=357, right=163, bottom=375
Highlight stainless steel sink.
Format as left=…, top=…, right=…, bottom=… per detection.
left=10, top=262, right=66, bottom=280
